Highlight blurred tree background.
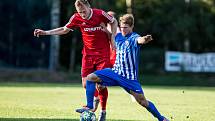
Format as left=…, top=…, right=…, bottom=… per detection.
left=0, top=0, right=215, bottom=74
left=0, top=0, right=51, bottom=68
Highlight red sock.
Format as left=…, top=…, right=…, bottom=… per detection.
left=94, top=88, right=99, bottom=97
left=98, top=87, right=108, bottom=110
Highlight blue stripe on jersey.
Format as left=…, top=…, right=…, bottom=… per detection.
left=112, top=32, right=141, bottom=80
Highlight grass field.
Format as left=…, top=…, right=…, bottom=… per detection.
left=0, top=83, right=215, bottom=121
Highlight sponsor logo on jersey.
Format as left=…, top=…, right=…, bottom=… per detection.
left=84, top=26, right=102, bottom=32
left=125, top=40, right=129, bottom=46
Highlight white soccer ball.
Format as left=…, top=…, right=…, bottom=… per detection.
left=80, top=110, right=96, bottom=121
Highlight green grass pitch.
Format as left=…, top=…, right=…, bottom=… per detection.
left=0, top=83, right=215, bottom=121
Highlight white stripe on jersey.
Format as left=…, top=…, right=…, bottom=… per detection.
left=119, top=45, right=123, bottom=76
left=121, top=45, right=126, bottom=77
left=87, top=9, right=93, bottom=20
left=132, top=48, right=137, bottom=80
left=102, top=11, right=114, bottom=23
left=65, top=14, right=75, bottom=26
left=124, top=50, right=130, bottom=79
left=128, top=50, right=134, bottom=80
left=64, top=14, right=76, bottom=31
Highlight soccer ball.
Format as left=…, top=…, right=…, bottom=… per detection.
left=80, top=110, right=96, bottom=121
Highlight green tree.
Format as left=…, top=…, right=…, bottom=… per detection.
left=133, top=0, right=215, bottom=52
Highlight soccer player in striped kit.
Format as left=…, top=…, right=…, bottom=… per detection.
left=77, top=14, right=169, bottom=121
left=34, top=0, right=118, bottom=120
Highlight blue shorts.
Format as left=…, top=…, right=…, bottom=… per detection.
left=94, top=68, right=143, bottom=94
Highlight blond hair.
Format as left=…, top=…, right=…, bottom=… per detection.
left=75, top=0, right=90, bottom=8
left=119, top=14, right=134, bottom=27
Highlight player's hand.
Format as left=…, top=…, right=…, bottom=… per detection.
left=143, top=35, right=153, bottom=44
left=34, top=29, right=47, bottom=37
left=100, top=23, right=108, bottom=33
left=100, top=23, right=112, bottom=39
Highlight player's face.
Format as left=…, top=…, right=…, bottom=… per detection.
left=120, top=23, right=133, bottom=36
left=76, top=5, right=90, bottom=19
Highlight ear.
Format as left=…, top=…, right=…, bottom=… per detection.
left=131, top=25, right=134, bottom=29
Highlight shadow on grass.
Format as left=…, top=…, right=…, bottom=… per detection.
left=0, top=118, right=77, bottom=121
left=0, top=118, right=141, bottom=121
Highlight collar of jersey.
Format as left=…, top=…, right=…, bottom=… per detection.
left=86, top=8, right=93, bottom=20
left=125, top=32, right=133, bottom=38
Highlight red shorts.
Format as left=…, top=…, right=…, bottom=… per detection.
left=81, top=55, right=111, bottom=77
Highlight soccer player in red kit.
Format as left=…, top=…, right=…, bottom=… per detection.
left=34, top=0, right=117, bottom=120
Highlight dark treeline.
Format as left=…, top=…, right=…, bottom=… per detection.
left=0, top=0, right=51, bottom=68
left=0, top=0, right=214, bottom=73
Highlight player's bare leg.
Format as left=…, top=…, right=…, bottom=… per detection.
left=130, top=91, right=169, bottom=121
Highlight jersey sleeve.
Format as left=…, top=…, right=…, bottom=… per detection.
left=134, top=34, right=141, bottom=48
left=101, top=10, right=115, bottom=24
left=115, top=33, right=121, bottom=43
left=64, top=14, right=78, bottom=31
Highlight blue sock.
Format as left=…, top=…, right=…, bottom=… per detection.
left=146, top=101, right=164, bottom=121
left=86, top=80, right=96, bottom=109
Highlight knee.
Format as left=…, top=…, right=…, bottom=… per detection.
left=96, top=84, right=106, bottom=91
left=86, top=73, right=100, bottom=82
left=136, top=96, right=148, bottom=107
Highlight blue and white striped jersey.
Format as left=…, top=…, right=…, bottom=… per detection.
left=112, top=32, right=141, bottom=80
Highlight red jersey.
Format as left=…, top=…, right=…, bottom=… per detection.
left=65, top=9, right=114, bottom=57
left=110, top=49, right=116, bottom=67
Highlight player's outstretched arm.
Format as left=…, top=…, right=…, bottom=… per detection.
left=34, top=27, right=70, bottom=37
left=137, top=35, right=153, bottom=45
